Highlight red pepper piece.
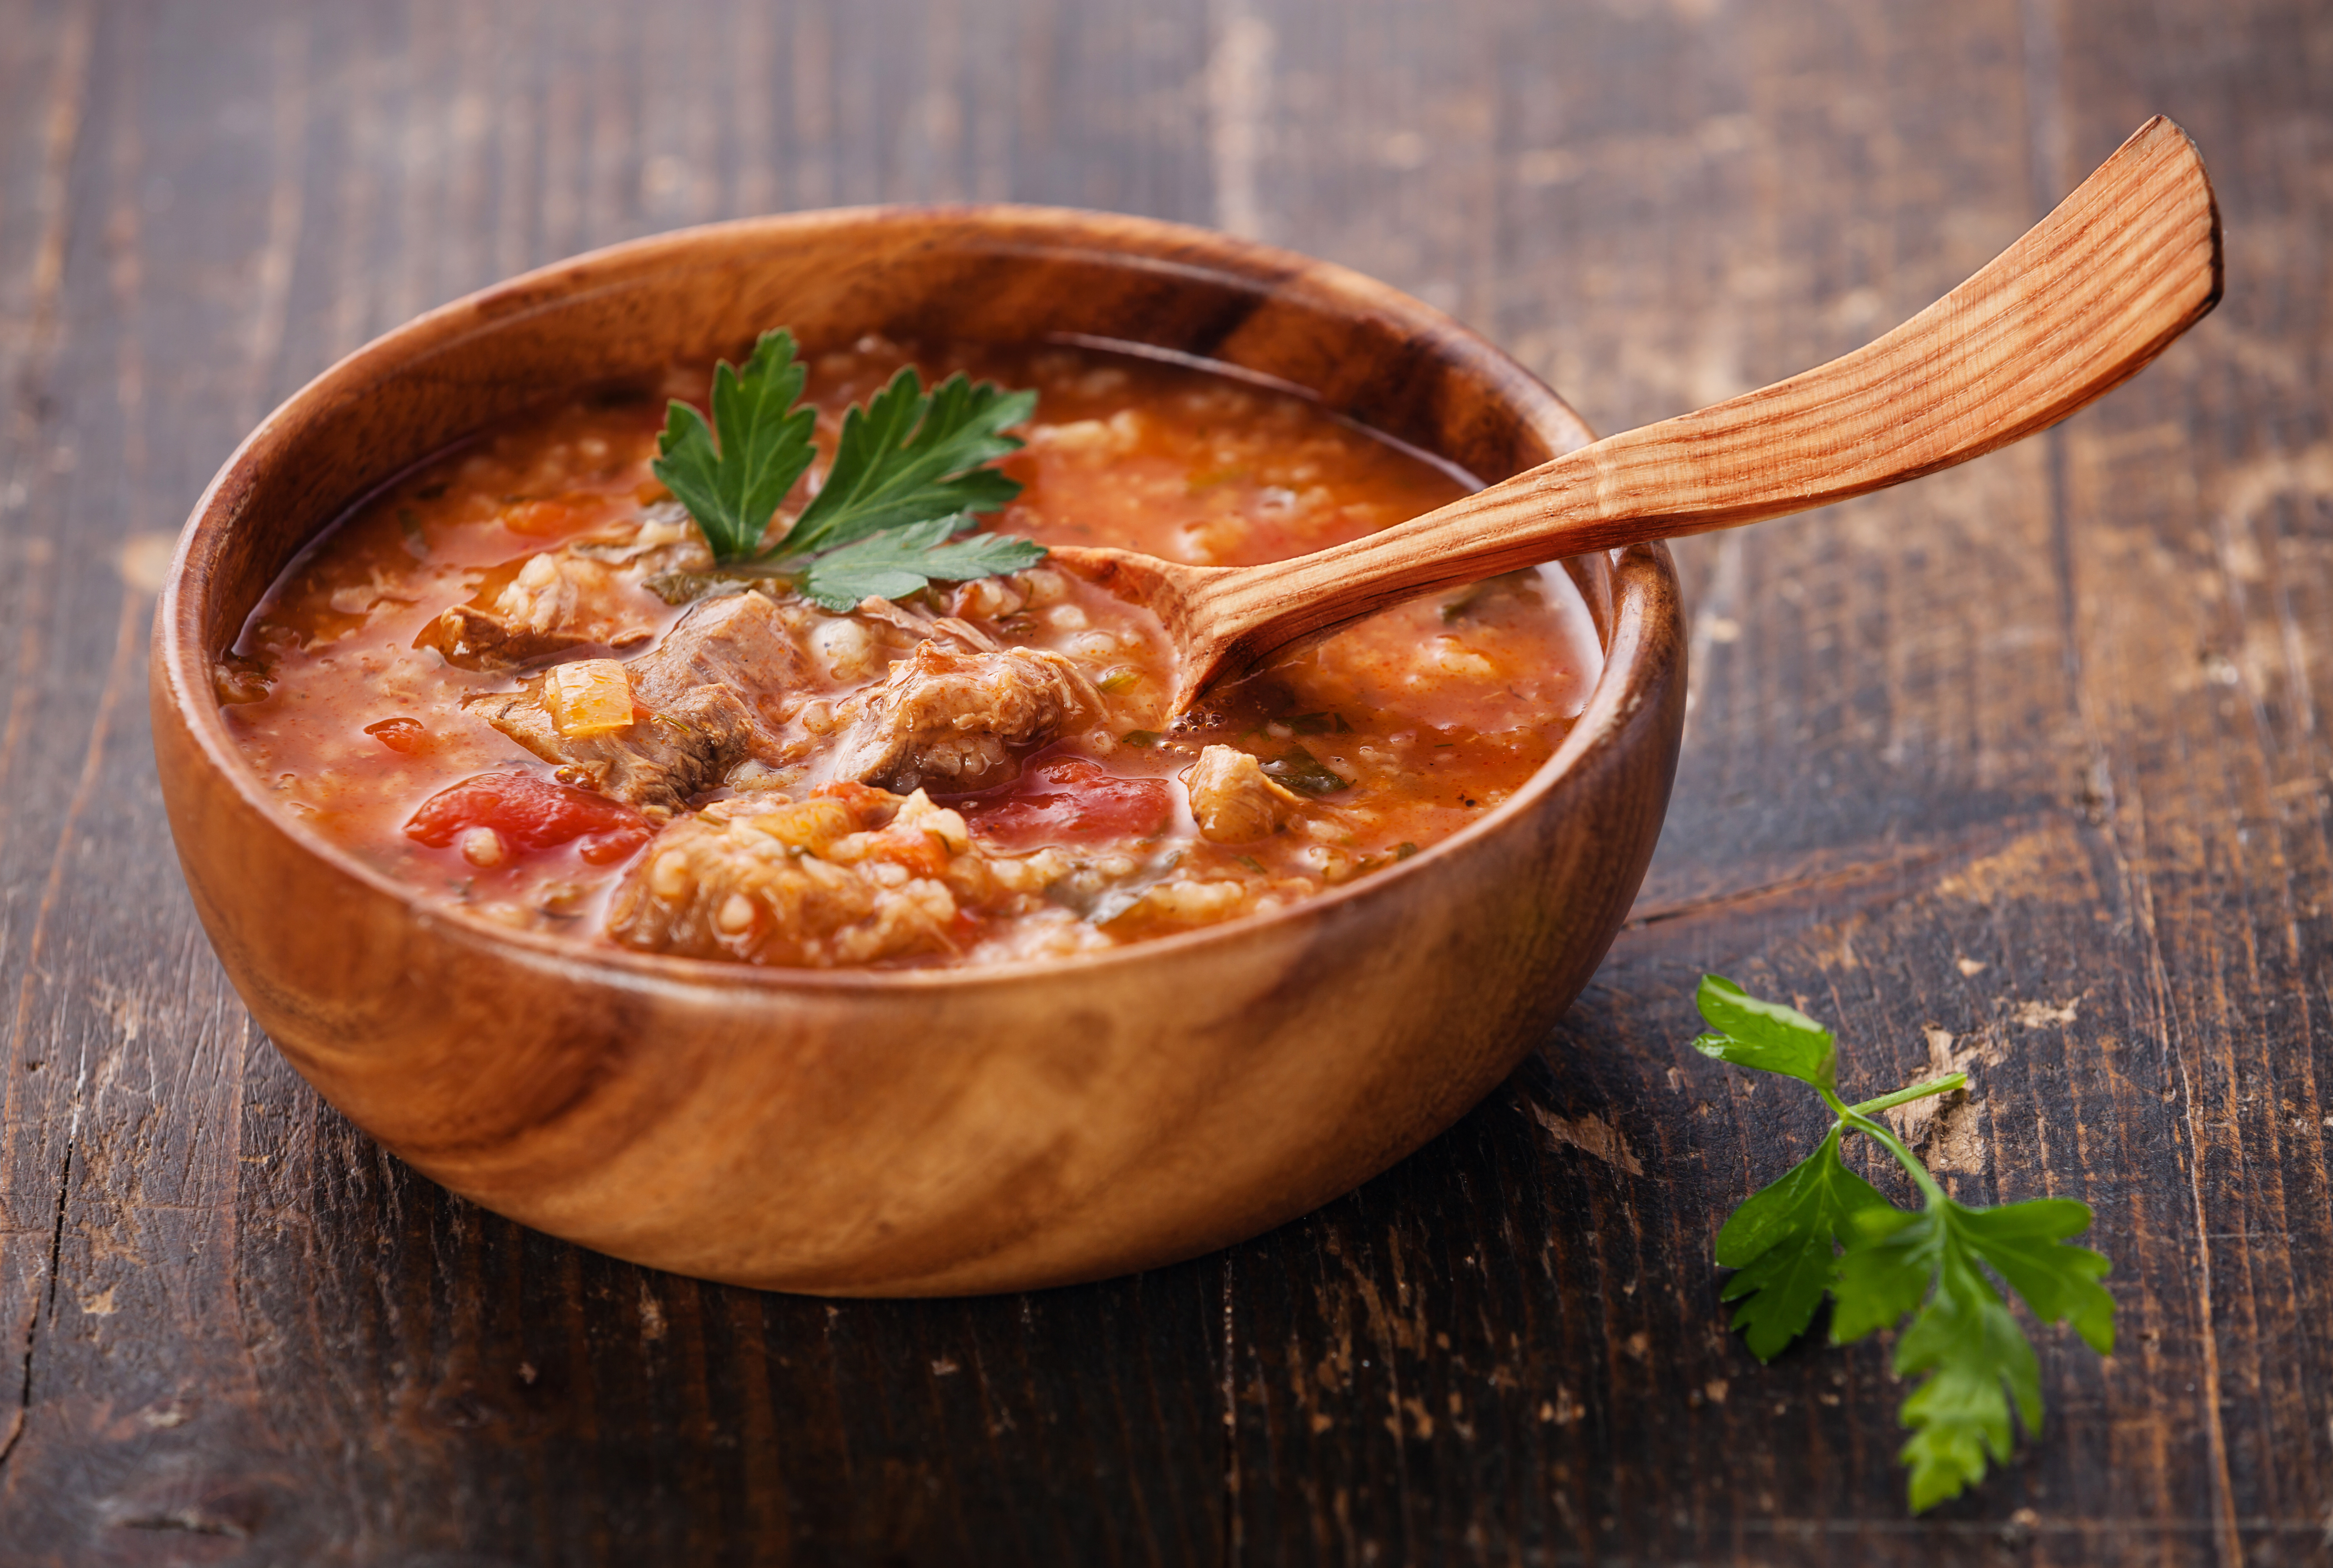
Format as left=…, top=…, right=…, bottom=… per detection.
left=405, top=772, right=651, bottom=861
left=964, top=756, right=1173, bottom=847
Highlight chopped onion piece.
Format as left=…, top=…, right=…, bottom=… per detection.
left=547, top=658, right=636, bottom=736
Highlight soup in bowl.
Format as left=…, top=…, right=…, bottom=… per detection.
left=225, top=335, right=1604, bottom=968
left=152, top=206, right=1685, bottom=1294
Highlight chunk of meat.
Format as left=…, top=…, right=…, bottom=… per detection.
left=419, top=551, right=653, bottom=670
left=404, top=772, right=652, bottom=864
left=416, top=507, right=713, bottom=672
left=850, top=595, right=996, bottom=651
left=468, top=590, right=813, bottom=815
left=964, top=755, right=1175, bottom=848
left=605, top=787, right=1063, bottom=967
left=824, top=642, right=1101, bottom=794
left=1185, top=744, right=1304, bottom=844
left=627, top=589, right=812, bottom=717
left=797, top=598, right=990, bottom=683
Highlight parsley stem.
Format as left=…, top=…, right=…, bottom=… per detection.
left=1818, top=1086, right=1952, bottom=1207
left=1846, top=1073, right=1967, bottom=1118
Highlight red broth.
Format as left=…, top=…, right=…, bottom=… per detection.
left=222, top=340, right=1601, bottom=968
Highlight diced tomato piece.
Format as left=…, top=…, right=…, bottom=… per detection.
left=364, top=716, right=427, bottom=754
left=405, top=773, right=651, bottom=861
left=963, top=756, right=1173, bottom=847
left=814, top=781, right=904, bottom=828
left=576, top=830, right=649, bottom=864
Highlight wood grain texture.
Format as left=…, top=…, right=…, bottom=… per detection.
left=1080, top=115, right=2222, bottom=709
left=2, top=0, right=2329, bottom=1563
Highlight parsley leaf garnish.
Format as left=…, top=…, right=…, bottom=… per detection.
left=649, top=328, right=1044, bottom=606
left=798, top=515, right=1045, bottom=612
left=1692, top=975, right=1837, bottom=1089
left=1715, top=1124, right=1890, bottom=1359
left=782, top=366, right=1037, bottom=556
left=1692, top=975, right=2114, bottom=1513
left=651, top=330, right=818, bottom=561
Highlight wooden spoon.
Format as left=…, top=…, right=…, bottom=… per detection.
left=1055, top=116, right=2222, bottom=719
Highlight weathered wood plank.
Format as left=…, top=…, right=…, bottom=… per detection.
left=0, top=0, right=97, bottom=1488
left=0, top=0, right=2325, bottom=1562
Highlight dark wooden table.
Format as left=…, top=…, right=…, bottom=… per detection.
left=2, top=1, right=2327, bottom=1562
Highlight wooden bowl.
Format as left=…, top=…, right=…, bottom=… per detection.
left=151, top=207, right=1686, bottom=1296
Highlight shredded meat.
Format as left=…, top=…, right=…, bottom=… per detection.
left=605, top=787, right=1063, bottom=967
left=468, top=590, right=813, bottom=815
left=849, top=595, right=997, bottom=651
left=824, top=642, right=1101, bottom=794
left=420, top=552, right=651, bottom=670
left=416, top=508, right=712, bottom=671
left=1185, top=744, right=1303, bottom=844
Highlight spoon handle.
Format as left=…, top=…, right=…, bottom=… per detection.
left=1186, top=116, right=2220, bottom=676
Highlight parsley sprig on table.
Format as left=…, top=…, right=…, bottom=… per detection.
left=1692, top=976, right=2115, bottom=1513
left=650, top=329, right=1045, bottom=611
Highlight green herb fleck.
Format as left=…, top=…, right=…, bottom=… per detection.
left=1077, top=850, right=1182, bottom=927
left=1262, top=745, right=1348, bottom=796
left=1692, top=975, right=2113, bottom=1513
left=1283, top=711, right=1351, bottom=736
left=1120, top=730, right=1163, bottom=748
left=641, top=571, right=749, bottom=607
left=1440, top=582, right=1490, bottom=622
left=1185, top=466, right=1248, bottom=493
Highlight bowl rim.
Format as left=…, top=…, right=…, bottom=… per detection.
left=158, top=201, right=1670, bottom=995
